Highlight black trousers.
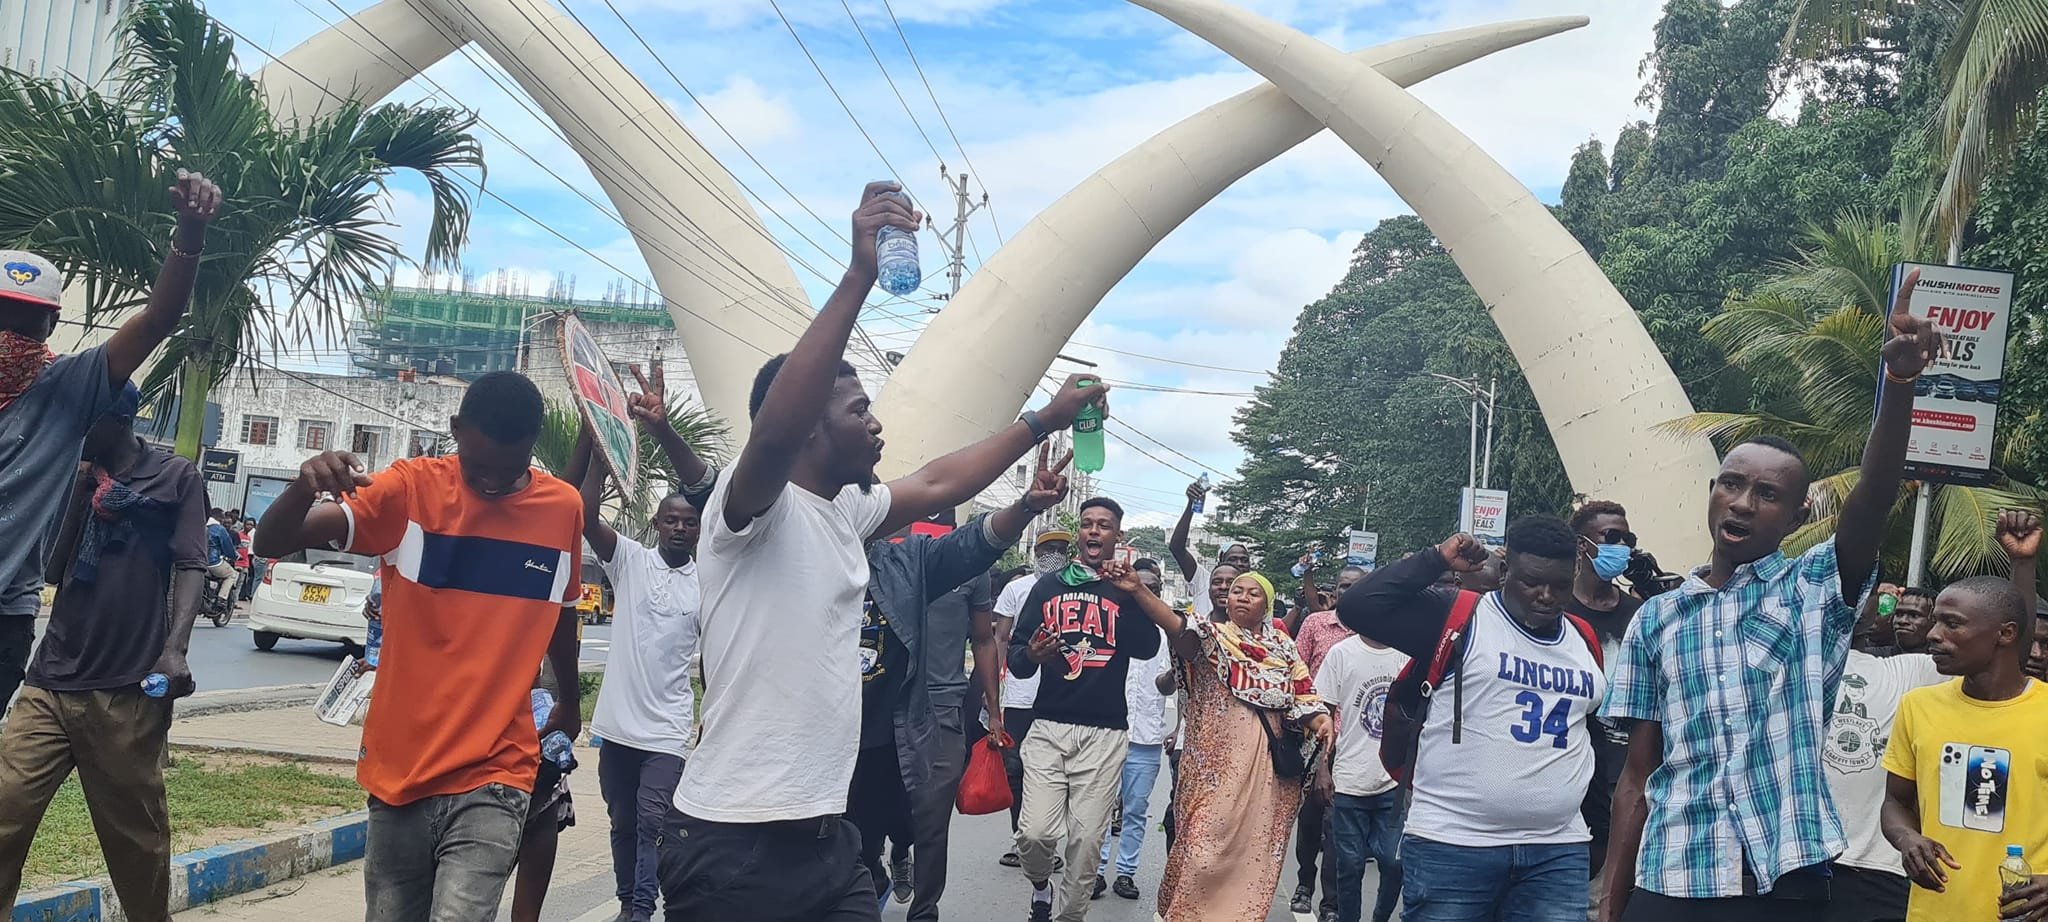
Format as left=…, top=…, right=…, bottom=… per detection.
left=1000, top=708, right=1036, bottom=835
left=907, top=704, right=968, bottom=921
left=655, top=809, right=879, bottom=922
left=1295, top=795, right=1339, bottom=915
left=1622, top=889, right=1829, bottom=922
left=1819, top=865, right=1907, bottom=922
left=0, top=616, right=32, bottom=713
left=848, top=744, right=914, bottom=904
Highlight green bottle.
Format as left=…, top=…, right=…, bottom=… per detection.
left=1072, top=376, right=1105, bottom=473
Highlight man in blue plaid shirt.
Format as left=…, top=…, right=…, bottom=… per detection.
left=1599, top=269, right=1943, bottom=922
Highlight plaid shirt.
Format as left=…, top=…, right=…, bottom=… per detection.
left=1604, top=538, right=1867, bottom=898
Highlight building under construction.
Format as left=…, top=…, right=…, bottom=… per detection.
left=349, top=276, right=676, bottom=382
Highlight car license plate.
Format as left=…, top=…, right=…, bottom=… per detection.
left=301, top=585, right=332, bottom=605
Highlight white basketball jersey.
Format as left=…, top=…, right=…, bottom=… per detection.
left=1406, top=592, right=1604, bottom=847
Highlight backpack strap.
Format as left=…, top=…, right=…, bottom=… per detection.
left=1564, top=613, right=1604, bottom=669
left=1423, top=590, right=1483, bottom=745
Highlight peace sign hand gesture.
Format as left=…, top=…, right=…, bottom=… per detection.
left=628, top=358, right=675, bottom=436
left=1022, top=444, right=1072, bottom=513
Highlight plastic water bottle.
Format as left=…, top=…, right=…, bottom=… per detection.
left=2001, top=845, right=2032, bottom=921
left=530, top=688, right=573, bottom=768
left=1877, top=593, right=1897, bottom=618
left=874, top=189, right=921, bottom=296
left=364, top=617, right=383, bottom=669
left=1290, top=551, right=1323, bottom=579
left=1072, top=376, right=1105, bottom=473
left=141, top=673, right=169, bottom=698
left=1191, top=472, right=1209, bottom=513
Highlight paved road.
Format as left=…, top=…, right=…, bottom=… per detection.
left=181, top=749, right=1375, bottom=922
left=19, top=614, right=620, bottom=695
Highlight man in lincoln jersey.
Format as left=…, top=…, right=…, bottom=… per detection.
left=1338, top=517, right=1600, bottom=922
left=1008, top=497, right=1162, bottom=922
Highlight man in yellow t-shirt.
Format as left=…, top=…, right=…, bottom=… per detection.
left=1882, top=575, right=2048, bottom=921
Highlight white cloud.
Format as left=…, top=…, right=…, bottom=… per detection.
left=684, top=77, right=803, bottom=147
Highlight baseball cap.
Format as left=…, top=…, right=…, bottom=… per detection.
left=1034, top=530, right=1073, bottom=548
left=0, top=251, right=62, bottom=311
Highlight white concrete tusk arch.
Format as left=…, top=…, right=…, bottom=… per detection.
left=1121, top=0, right=1718, bottom=562
left=870, top=16, right=1591, bottom=479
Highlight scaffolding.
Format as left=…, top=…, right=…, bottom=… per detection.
left=350, top=281, right=673, bottom=381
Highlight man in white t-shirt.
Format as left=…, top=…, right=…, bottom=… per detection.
left=1167, top=478, right=1251, bottom=620
left=1821, top=644, right=1943, bottom=922
left=996, top=531, right=1070, bottom=867
left=567, top=414, right=702, bottom=922
left=1093, top=559, right=1171, bottom=903
left=657, top=182, right=1109, bottom=922
left=1314, top=634, right=1412, bottom=922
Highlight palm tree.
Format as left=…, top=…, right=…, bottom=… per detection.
left=0, top=0, right=481, bottom=457
left=1666, top=207, right=2042, bottom=581
left=534, top=398, right=731, bottom=537
left=1783, top=1, right=2048, bottom=241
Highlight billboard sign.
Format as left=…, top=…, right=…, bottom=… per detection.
left=199, top=448, right=240, bottom=484
left=1891, top=262, right=2016, bottom=486
left=1462, top=488, right=1509, bottom=541
left=1346, top=530, right=1379, bottom=569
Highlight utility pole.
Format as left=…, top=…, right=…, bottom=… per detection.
left=930, top=165, right=989, bottom=299
left=1429, top=373, right=1499, bottom=531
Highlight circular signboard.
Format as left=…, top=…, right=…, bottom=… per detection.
left=559, top=314, right=638, bottom=492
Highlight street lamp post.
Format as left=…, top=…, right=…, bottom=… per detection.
left=1430, top=373, right=1499, bottom=531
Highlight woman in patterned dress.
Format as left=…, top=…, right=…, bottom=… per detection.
left=1100, top=562, right=1334, bottom=921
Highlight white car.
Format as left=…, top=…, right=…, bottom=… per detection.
left=248, top=549, right=379, bottom=652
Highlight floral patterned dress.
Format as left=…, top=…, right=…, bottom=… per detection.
left=1156, top=624, right=1305, bottom=921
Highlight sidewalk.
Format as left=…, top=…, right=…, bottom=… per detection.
left=169, top=703, right=363, bottom=762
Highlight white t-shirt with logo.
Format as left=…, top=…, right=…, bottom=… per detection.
left=1313, top=636, right=1410, bottom=797
left=673, top=477, right=892, bottom=822
left=1125, top=632, right=1170, bottom=747
left=1409, top=593, right=1606, bottom=846
left=1825, top=650, right=1946, bottom=873
left=997, top=576, right=1039, bottom=709
left=591, top=538, right=701, bottom=758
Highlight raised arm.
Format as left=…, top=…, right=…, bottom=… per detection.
left=573, top=428, right=620, bottom=563
left=251, top=451, right=373, bottom=557
left=628, top=358, right=714, bottom=501
left=1101, top=560, right=1197, bottom=659
left=724, top=183, right=917, bottom=532
left=1836, top=268, right=1942, bottom=595
left=875, top=374, right=1105, bottom=538
left=1169, top=480, right=1203, bottom=580
left=104, top=172, right=221, bottom=385
left=1999, top=510, right=2041, bottom=662
left=1335, top=535, right=1486, bottom=659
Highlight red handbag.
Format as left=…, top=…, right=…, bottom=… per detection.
left=955, top=731, right=1014, bottom=815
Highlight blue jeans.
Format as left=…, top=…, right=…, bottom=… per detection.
left=1329, top=791, right=1404, bottom=922
left=1400, top=835, right=1588, bottom=922
left=1097, top=742, right=1163, bottom=878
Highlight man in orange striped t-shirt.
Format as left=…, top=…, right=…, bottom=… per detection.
left=255, top=372, right=583, bottom=922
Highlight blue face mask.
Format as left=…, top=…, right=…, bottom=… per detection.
left=1589, top=542, right=1630, bottom=581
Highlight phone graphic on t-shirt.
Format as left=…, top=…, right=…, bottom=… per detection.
left=1937, top=742, right=2010, bottom=832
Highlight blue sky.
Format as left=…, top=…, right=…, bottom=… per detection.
left=208, top=0, right=1667, bottom=527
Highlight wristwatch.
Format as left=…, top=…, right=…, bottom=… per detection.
left=1019, top=409, right=1051, bottom=443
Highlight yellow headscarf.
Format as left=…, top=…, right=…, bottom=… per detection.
left=1197, top=572, right=1324, bottom=721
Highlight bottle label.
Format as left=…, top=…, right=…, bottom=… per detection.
left=1075, top=417, right=1102, bottom=434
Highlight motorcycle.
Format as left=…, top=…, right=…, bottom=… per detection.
left=201, top=577, right=235, bottom=628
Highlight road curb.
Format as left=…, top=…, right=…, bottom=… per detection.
left=173, top=683, right=323, bottom=718
left=10, top=810, right=368, bottom=922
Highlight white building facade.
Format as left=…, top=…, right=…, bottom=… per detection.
left=2, top=0, right=130, bottom=89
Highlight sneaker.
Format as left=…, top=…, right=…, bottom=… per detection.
left=1290, top=885, right=1314, bottom=914
left=1054, top=856, right=1066, bottom=872
left=1113, top=875, right=1140, bottom=900
left=1091, top=875, right=1107, bottom=900
left=1000, top=851, right=1021, bottom=867
left=891, top=856, right=914, bottom=904
left=1028, top=900, right=1052, bottom=922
